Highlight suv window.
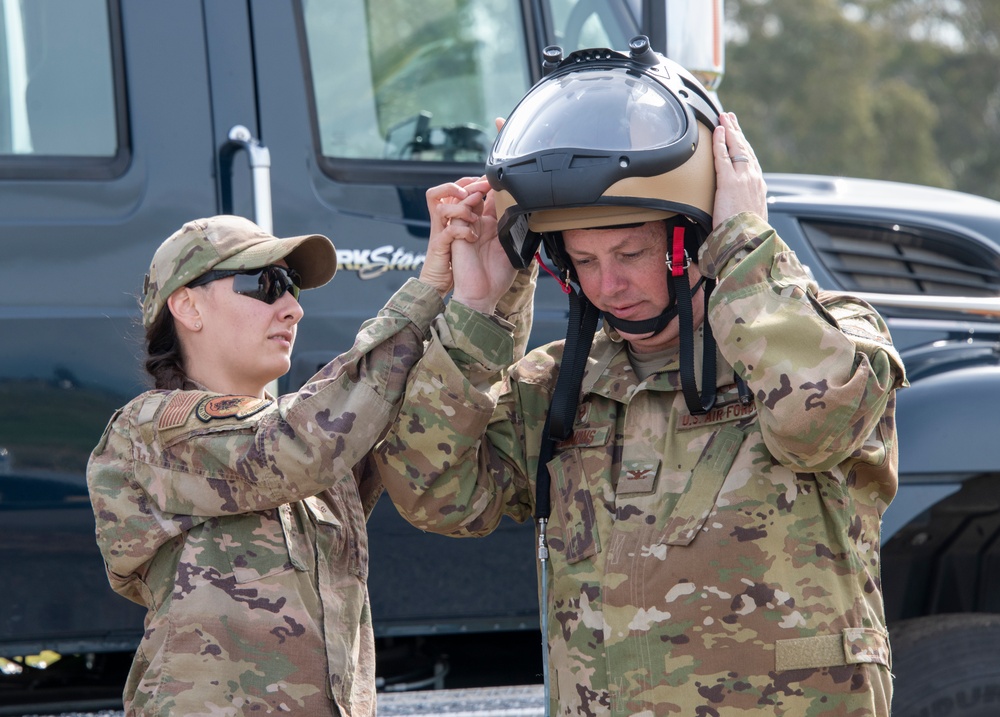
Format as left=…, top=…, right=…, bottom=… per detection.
left=0, top=0, right=117, bottom=157
left=302, top=0, right=530, bottom=164
left=801, top=219, right=1000, bottom=297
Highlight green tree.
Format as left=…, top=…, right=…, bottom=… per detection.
left=861, top=0, right=1000, bottom=200
left=720, top=0, right=999, bottom=198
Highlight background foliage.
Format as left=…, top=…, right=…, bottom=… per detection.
left=719, top=0, right=1000, bottom=200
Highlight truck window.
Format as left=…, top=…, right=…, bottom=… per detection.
left=545, top=0, right=637, bottom=50
left=0, top=0, right=118, bottom=158
left=302, top=0, right=530, bottom=164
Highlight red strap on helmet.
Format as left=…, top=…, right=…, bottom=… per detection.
left=535, top=251, right=572, bottom=294
left=671, top=226, right=686, bottom=277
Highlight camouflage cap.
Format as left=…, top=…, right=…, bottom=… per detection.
left=142, top=215, right=337, bottom=328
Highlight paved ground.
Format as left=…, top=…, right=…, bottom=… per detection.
left=21, top=684, right=546, bottom=717
left=379, top=685, right=545, bottom=715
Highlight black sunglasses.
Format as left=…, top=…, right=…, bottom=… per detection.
left=187, top=265, right=302, bottom=304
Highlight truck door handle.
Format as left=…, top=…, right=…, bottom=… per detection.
left=219, top=125, right=274, bottom=233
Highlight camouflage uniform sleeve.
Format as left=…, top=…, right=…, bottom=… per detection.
left=269, top=276, right=444, bottom=491
left=374, top=299, right=535, bottom=536
left=91, top=278, right=444, bottom=520
left=699, top=212, right=907, bottom=472
left=87, top=408, right=161, bottom=605
left=494, top=262, right=538, bottom=362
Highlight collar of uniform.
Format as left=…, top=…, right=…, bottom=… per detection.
left=627, top=344, right=680, bottom=380
left=584, top=326, right=733, bottom=403
left=580, top=334, right=643, bottom=402
left=602, top=320, right=625, bottom=344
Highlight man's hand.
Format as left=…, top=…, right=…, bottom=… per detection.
left=712, top=112, right=768, bottom=228
left=450, top=185, right=517, bottom=315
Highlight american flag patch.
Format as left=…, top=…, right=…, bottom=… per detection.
left=158, top=392, right=203, bottom=430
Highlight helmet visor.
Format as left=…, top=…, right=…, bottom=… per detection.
left=491, top=67, right=689, bottom=159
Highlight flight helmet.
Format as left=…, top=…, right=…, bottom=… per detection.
left=487, top=36, right=724, bottom=415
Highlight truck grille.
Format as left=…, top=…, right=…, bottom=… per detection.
left=801, top=219, right=1000, bottom=297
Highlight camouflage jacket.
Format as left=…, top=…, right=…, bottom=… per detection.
left=376, top=214, right=908, bottom=717
left=87, top=279, right=443, bottom=717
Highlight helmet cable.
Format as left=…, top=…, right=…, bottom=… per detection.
left=533, top=283, right=601, bottom=715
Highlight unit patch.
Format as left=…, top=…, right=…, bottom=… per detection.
left=196, top=395, right=273, bottom=422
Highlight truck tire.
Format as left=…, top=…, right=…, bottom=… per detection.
left=890, top=613, right=1000, bottom=716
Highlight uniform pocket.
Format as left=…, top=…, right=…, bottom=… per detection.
left=303, top=494, right=343, bottom=528
left=219, top=509, right=294, bottom=583
left=548, top=449, right=601, bottom=564
left=309, top=486, right=372, bottom=580
left=660, top=424, right=747, bottom=546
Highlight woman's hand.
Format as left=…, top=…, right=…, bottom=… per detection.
left=420, top=176, right=517, bottom=314
left=419, top=177, right=492, bottom=298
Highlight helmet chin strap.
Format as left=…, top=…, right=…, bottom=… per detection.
left=602, top=263, right=680, bottom=334
left=601, top=277, right=705, bottom=336
left=604, top=226, right=717, bottom=415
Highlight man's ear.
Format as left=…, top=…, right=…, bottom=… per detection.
left=167, top=287, right=203, bottom=332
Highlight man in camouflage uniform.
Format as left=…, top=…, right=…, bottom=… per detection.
left=375, top=48, right=906, bottom=716
left=87, top=197, right=530, bottom=716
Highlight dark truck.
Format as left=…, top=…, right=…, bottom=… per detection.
left=1, top=2, right=999, bottom=715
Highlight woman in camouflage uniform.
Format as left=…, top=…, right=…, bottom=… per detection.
left=374, top=48, right=906, bottom=717
left=85, top=195, right=520, bottom=716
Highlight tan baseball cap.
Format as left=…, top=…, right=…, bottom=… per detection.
left=141, top=215, right=336, bottom=328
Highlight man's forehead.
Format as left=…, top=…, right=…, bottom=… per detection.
left=563, top=221, right=666, bottom=252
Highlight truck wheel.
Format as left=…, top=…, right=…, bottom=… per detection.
left=890, top=613, right=1000, bottom=716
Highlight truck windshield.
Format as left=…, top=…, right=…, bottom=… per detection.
left=301, top=0, right=638, bottom=166
left=0, top=0, right=116, bottom=157
left=302, top=0, right=531, bottom=163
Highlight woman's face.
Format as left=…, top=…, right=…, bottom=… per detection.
left=182, top=263, right=304, bottom=396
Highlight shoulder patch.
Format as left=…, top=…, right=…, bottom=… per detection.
left=196, top=395, right=273, bottom=423
left=158, top=392, right=204, bottom=430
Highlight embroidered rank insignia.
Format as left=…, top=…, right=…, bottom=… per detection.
left=617, top=460, right=660, bottom=494
left=196, top=395, right=273, bottom=422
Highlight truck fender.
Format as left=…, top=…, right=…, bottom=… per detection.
left=895, top=364, right=1000, bottom=476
